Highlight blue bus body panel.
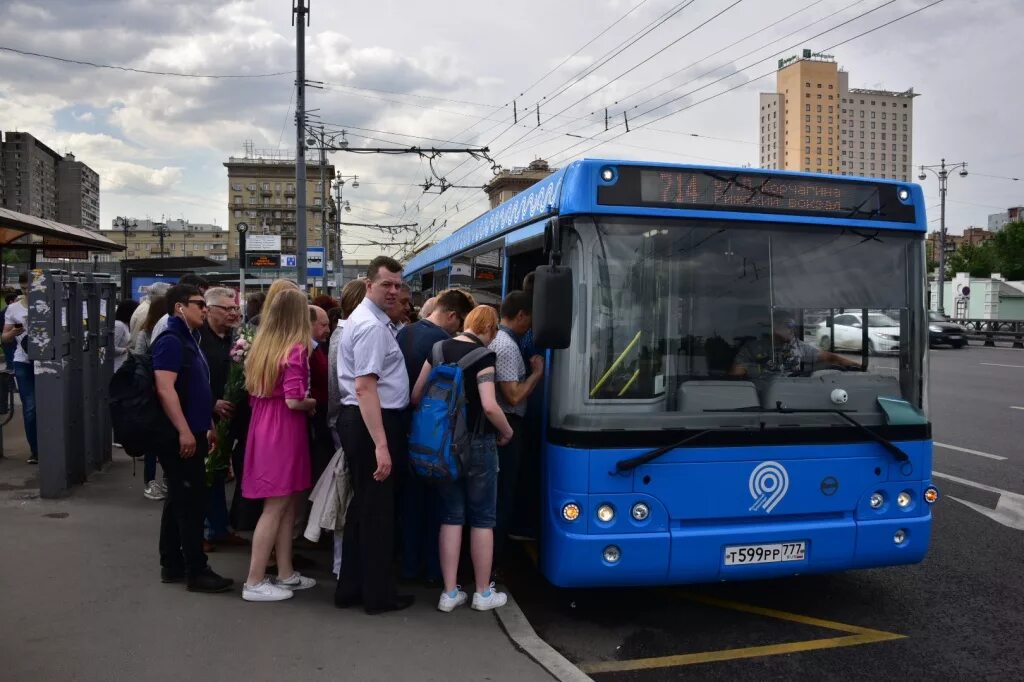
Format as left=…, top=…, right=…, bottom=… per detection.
left=542, top=440, right=933, bottom=587
left=404, top=158, right=926, bottom=276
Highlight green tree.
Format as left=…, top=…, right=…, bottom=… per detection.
left=989, top=221, right=1024, bottom=280
left=945, top=241, right=997, bottom=278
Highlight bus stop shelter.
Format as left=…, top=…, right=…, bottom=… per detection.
left=0, top=207, right=125, bottom=280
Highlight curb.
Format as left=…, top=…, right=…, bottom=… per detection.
left=494, top=589, right=593, bottom=682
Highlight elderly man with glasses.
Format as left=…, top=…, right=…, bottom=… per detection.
left=199, top=287, right=248, bottom=551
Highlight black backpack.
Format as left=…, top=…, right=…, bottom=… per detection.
left=109, top=332, right=193, bottom=457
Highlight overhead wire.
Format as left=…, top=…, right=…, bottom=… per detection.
left=0, top=45, right=295, bottom=78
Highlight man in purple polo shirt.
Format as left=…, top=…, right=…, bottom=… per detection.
left=151, top=284, right=233, bottom=594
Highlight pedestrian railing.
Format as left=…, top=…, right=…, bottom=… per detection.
left=950, top=319, right=1024, bottom=348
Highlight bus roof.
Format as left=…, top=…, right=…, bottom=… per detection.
left=404, top=159, right=926, bottom=274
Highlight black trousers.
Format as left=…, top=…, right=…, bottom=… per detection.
left=495, top=414, right=525, bottom=565
left=157, top=433, right=209, bottom=577
left=335, top=406, right=409, bottom=610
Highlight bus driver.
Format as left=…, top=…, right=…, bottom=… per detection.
left=729, top=310, right=860, bottom=378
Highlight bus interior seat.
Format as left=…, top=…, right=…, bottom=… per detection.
left=677, top=380, right=760, bottom=414
left=759, top=373, right=902, bottom=412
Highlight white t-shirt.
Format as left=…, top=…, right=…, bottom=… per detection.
left=4, top=299, right=29, bottom=364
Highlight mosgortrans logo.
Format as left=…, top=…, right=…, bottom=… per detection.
left=748, top=461, right=790, bottom=513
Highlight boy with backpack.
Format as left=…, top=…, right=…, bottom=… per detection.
left=410, top=305, right=514, bottom=612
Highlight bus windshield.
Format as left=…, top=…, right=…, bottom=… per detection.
left=550, top=217, right=927, bottom=433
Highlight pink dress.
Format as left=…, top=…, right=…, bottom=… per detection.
left=243, top=344, right=312, bottom=499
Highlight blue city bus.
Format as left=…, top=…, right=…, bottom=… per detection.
left=404, top=159, right=940, bottom=587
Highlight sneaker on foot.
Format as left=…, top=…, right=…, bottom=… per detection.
left=144, top=482, right=166, bottom=500
left=471, top=583, right=508, bottom=611
left=243, top=578, right=294, bottom=602
left=438, top=587, right=468, bottom=612
left=274, top=572, right=316, bottom=590
left=26, top=455, right=38, bottom=464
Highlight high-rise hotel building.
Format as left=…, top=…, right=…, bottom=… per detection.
left=759, top=50, right=917, bottom=182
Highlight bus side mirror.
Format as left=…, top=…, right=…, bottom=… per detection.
left=532, top=265, right=573, bottom=349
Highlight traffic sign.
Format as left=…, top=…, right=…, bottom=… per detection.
left=307, top=247, right=325, bottom=277
left=282, top=254, right=297, bottom=268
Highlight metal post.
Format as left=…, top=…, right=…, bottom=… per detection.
left=936, top=160, right=949, bottom=315
left=319, top=125, right=329, bottom=292
left=238, top=223, right=248, bottom=305
left=334, top=177, right=344, bottom=292
left=294, top=0, right=309, bottom=288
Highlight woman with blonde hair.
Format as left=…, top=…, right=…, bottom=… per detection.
left=241, top=287, right=318, bottom=602
left=412, top=305, right=514, bottom=613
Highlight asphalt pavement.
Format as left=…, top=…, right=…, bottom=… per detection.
left=0, top=415, right=550, bottom=682
left=502, top=344, right=1024, bottom=680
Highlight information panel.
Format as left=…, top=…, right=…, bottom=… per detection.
left=247, top=253, right=281, bottom=268
left=597, top=166, right=917, bottom=223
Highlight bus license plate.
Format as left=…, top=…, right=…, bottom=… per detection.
left=724, top=542, right=806, bottom=566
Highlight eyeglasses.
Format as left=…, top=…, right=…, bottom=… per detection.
left=209, top=304, right=240, bottom=313
left=186, top=299, right=208, bottom=309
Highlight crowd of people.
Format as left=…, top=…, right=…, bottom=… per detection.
left=107, top=256, right=543, bottom=613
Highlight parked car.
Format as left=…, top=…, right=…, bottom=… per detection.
left=928, top=311, right=967, bottom=348
left=816, top=312, right=901, bottom=354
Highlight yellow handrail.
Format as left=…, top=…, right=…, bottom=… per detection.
left=590, top=330, right=642, bottom=397
left=617, top=369, right=640, bottom=397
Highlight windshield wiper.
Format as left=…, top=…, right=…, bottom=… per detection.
left=704, top=402, right=909, bottom=462
left=613, top=429, right=715, bottom=473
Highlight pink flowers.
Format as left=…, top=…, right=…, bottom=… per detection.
left=230, top=333, right=252, bottom=363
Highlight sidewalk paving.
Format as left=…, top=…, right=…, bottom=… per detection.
left=0, top=424, right=551, bottom=682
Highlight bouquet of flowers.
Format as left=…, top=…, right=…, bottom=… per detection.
left=206, top=327, right=254, bottom=485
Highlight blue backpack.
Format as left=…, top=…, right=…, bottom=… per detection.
left=408, top=340, right=494, bottom=481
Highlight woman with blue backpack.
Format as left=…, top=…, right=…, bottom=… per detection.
left=411, top=305, right=515, bottom=613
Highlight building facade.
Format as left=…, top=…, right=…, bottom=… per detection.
left=0, top=132, right=101, bottom=229
left=223, top=149, right=334, bottom=259
left=987, top=206, right=1024, bottom=232
left=483, top=158, right=555, bottom=209
left=925, top=226, right=996, bottom=264
left=57, top=152, right=100, bottom=230
left=759, top=50, right=916, bottom=182
left=103, top=218, right=229, bottom=261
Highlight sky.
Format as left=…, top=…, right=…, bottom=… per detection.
left=0, top=0, right=1021, bottom=259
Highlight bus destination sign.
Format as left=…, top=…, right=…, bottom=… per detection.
left=597, top=166, right=916, bottom=223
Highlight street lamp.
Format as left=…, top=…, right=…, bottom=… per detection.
left=113, top=217, right=137, bottom=255
left=152, top=222, right=171, bottom=259
left=919, top=159, right=968, bottom=315
left=334, top=172, right=358, bottom=291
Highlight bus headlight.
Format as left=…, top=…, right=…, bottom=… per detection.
left=924, top=486, right=940, bottom=504
left=893, top=529, right=907, bottom=545
left=562, top=503, right=580, bottom=521
left=603, top=545, right=621, bottom=563
left=897, top=491, right=912, bottom=508
left=869, top=492, right=885, bottom=509
left=631, top=502, right=650, bottom=521
left=596, top=504, right=615, bottom=523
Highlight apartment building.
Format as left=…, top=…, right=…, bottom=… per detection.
left=223, top=148, right=334, bottom=259
left=104, top=218, right=229, bottom=261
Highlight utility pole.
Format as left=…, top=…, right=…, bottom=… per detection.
left=319, top=124, right=329, bottom=292
left=919, top=159, right=968, bottom=315
left=293, top=0, right=309, bottom=288
left=334, top=177, right=343, bottom=292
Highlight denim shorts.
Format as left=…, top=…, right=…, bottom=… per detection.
left=437, top=435, right=499, bottom=528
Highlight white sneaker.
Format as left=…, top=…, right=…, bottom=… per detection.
left=438, top=588, right=468, bottom=612
left=156, top=480, right=169, bottom=494
left=242, top=578, right=294, bottom=602
left=471, top=583, right=508, bottom=611
left=274, top=572, right=316, bottom=590
left=144, top=482, right=166, bottom=500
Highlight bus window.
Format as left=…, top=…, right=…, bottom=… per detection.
left=470, top=248, right=503, bottom=308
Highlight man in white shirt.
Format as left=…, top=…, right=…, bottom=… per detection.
left=334, top=256, right=414, bottom=615
left=1, top=272, right=37, bottom=463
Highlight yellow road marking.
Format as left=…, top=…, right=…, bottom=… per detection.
left=578, top=591, right=905, bottom=674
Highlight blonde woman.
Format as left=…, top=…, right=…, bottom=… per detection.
left=241, top=287, right=317, bottom=602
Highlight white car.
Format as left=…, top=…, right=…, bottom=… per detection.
left=816, top=312, right=900, bottom=354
